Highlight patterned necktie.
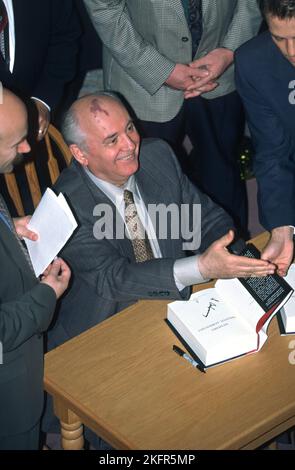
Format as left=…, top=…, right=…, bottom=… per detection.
left=0, top=0, right=9, bottom=68
left=0, top=193, right=35, bottom=274
left=182, top=0, right=203, bottom=58
left=124, top=189, right=154, bottom=263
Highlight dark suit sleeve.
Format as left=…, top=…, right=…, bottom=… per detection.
left=61, top=227, right=185, bottom=302
left=235, top=51, right=295, bottom=229
left=32, top=0, right=81, bottom=109
left=0, top=284, right=56, bottom=352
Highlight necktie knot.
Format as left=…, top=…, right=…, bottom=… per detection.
left=124, top=188, right=136, bottom=209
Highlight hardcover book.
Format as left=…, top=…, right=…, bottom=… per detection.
left=167, top=244, right=293, bottom=369
left=278, top=264, right=295, bottom=335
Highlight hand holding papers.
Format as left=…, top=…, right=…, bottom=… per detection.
left=24, top=188, right=77, bottom=277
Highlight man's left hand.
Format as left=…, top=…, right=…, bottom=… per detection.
left=187, top=48, right=234, bottom=97
left=13, top=216, right=38, bottom=241
left=32, top=99, right=50, bottom=141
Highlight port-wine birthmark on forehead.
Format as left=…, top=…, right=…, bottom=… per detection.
left=90, top=98, right=110, bottom=119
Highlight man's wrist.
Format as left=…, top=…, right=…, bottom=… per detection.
left=173, top=255, right=209, bottom=291
left=271, top=225, right=294, bottom=241
left=219, top=47, right=234, bottom=62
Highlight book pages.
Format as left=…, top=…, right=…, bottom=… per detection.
left=279, top=265, right=295, bottom=334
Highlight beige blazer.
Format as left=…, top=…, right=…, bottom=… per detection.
left=84, top=0, right=261, bottom=121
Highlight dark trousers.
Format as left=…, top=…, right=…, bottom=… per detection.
left=138, top=91, right=247, bottom=234
left=0, top=422, right=40, bottom=450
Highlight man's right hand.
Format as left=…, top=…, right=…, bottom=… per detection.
left=165, top=63, right=209, bottom=91
left=198, top=230, right=276, bottom=280
left=41, top=258, right=71, bottom=299
left=261, top=226, right=294, bottom=277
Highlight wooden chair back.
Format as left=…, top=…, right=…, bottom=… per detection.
left=4, top=124, right=72, bottom=216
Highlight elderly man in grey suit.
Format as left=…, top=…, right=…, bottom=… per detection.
left=47, top=93, right=275, bottom=346
left=0, top=89, right=71, bottom=450
left=43, top=91, right=274, bottom=448
left=83, top=0, right=262, bottom=234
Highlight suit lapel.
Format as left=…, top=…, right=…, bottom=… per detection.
left=76, top=163, right=136, bottom=262
left=0, top=55, right=9, bottom=71
left=76, top=161, right=179, bottom=261
left=136, top=167, right=177, bottom=259
left=167, top=0, right=187, bottom=22
left=167, top=0, right=211, bottom=23
left=202, top=0, right=211, bottom=19
left=0, top=220, right=36, bottom=280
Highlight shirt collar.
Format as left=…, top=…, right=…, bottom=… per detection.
left=83, top=166, right=137, bottom=206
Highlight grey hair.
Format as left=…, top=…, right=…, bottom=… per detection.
left=61, top=105, right=86, bottom=150
left=61, top=91, right=124, bottom=151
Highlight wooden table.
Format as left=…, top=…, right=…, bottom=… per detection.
left=44, top=232, right=295, bottom=449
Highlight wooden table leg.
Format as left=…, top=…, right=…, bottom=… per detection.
left=60, top=419, right=84, bottom=450
left=53, top=397, right=85, bottom=450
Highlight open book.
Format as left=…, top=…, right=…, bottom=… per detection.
left=278, top=264, right=295, bottom=335
left=167, top=244, right=293, bottom=369
left=25, top=188, right=77, bottom=277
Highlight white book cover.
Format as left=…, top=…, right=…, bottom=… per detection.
left=278, top=264, right=295, bottom=334
left=167, top=271, right=293, bottom=368
left=25, top=188, right=78, bottom=277
left=168, top=288, right=258, bottom=367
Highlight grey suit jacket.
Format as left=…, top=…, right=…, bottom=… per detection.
left=48, top=139, right=233, bottom=349
left=84, top=0, right=261, bottom=121
left=0, top=219, right=56, bottom=437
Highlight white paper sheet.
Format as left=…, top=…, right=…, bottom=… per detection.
left=24, top=188, right=78, bottom=276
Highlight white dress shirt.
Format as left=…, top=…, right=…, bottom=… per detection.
left=3, top=0, right=15, bottom=72
left=84, top=167, right=208, bottom=291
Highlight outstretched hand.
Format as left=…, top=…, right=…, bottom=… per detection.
left=198, top=230, right=276, bottom=280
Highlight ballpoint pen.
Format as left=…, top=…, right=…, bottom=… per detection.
left=173, top=344, right=206, bottom=373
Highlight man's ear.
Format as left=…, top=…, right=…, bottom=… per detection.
left=70, top=144, right=88, bottom=166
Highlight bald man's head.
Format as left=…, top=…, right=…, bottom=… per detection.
left=0, top=89, right=31, bottom=173
left=63, top=93, right=140, bottom=186
left=62, top=93, right=125, bottom=149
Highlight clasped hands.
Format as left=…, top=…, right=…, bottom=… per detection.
left=165, top=48, right=234, bottom=98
